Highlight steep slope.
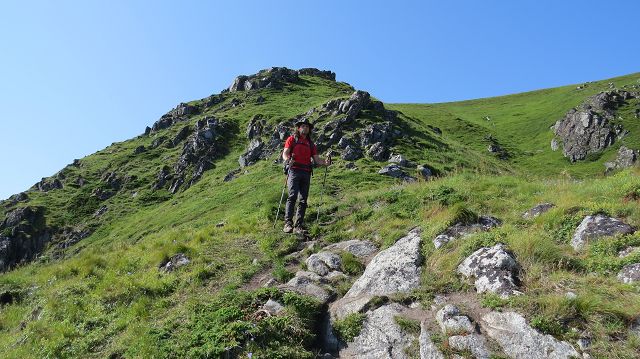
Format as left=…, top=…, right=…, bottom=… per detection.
left=0, top=68, right=639, bottom=358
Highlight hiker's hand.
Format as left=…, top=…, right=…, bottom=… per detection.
left=324, top=156, right=332, bottom=166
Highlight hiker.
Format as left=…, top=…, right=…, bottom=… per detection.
left=281, top=118, right=331, bottom=234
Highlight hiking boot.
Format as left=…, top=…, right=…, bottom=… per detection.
left=293, top=226, right=308, bottom=235
left=283, top=222, right=293, bottom=233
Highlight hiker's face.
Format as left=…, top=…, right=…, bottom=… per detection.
left=298, top=124, right=310, bottom=135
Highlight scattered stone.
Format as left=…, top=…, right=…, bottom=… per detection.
left=428, top=125, right=442, bottom=135
left=565, top=291, right=577, bottom=300
left=617, top=263, right=640, bottom=284
left=436, top=305, right=474, bottom=334
left=223, top=168, right=241, bottom=182
left=571, top=214, right=635, bottom=251
left=262, top=299, right=285, bottom=315
left=522, top=203, right=555, bottom=219
left=577, top=336, right=591, bottom=351
left=94, top=205, right=108, bottom=217
left=367, top=142, right=390, bottom=161
left=458, top=243, right=521, bottom=298
left=159, top=253, right=190, bottom=272
left=481, top=311, right=580, bottom=359
left=341, top=145, right=363, bottom=161
left=133, top=145, right=146, bottom=154
left=433, top=216, right=501, bottom=249
left=388, top=154, right=411, bottom=167
left=215, top=222, right=225, bottom=228
left=152, top=165, right=172, bottom=190
left=306, top=252, right=342, bottom=276
left=551, top=138, right=559, bottom=151
left=345, top=162, right=357, bottom=170
left=331, top=229, right=422, bottom=320
left=618, top=246, right=639, bottom=258
left=417, top=165, right=433, bottom=180
left=378, top=164, right=416, bottom=182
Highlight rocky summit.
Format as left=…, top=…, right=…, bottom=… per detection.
left=1, top=67, right=640, bottom=358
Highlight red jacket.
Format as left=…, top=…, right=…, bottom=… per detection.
left=284, top=135, right=317, bottom=172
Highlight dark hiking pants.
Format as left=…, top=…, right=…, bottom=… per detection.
left=284, top=168, right=311, bottom=227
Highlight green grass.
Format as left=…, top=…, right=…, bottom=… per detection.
left=1, top=71, right=640, bottom=357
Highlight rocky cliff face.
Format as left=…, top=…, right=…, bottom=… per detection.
left=552, top=90, right=637, bottom=161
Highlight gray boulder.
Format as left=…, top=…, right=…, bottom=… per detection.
left=522, top=203, right=555, bottom=219
left=238, top=138, right=265, bottom=167
left=604, top=146, right=638, bottom=172
left=367, top=142, right=390, bottom=161
left=341, top=145, right=363, bottom=161
left=571, top=214, right=635, bottom=251
left=448, top=334, right=491, bottom=359
left=262, top=299, right=285, bottom=315
left=280, top=272, right=334, bottom=304
left=322, top=240, right=378, bottom=258
left=331, top=229, right=422, bottom=320
left=481, top=311, right=579, bottom=359
left=339, top=303, right=415, bottom=359
left=433, top=216, right=501, bottom=249
left=436, top=305, right=474, bottom=334
left=417, top=165, right=433, bottom=180
left=617, top=263, right=640, bottom=284
left=159, top=253, right=190, bottom=272
left=388, top=154, right=411, bottom=167
left=458, top=243, right=521, bottom=298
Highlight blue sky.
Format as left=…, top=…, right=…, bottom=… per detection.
left=1, top=0, right=639, bottom=199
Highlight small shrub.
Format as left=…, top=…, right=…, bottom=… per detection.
left=529, top=315, right=565, bottom=336
left=340, top=252, right=365, bottom=275
left=333, top=313, right=366, bottom=342
left=394, top=316, right=420, bottom=334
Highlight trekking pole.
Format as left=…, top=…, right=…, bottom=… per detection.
left=273, top=164, right=290, bottom=228
left=316, top=153, right=331, bottom=223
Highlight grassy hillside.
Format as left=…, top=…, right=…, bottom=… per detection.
left=1, top=69, right=639, bottom=358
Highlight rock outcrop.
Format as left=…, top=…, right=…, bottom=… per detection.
left=604, top=146, right=638, bottom=173
left=227, top=67, right=335, bottom=92
left=0, top=207, right=52, bottom=272
left=552, top=90, right=636, bottom=161
left=159, top=117, right=235, bottom=193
